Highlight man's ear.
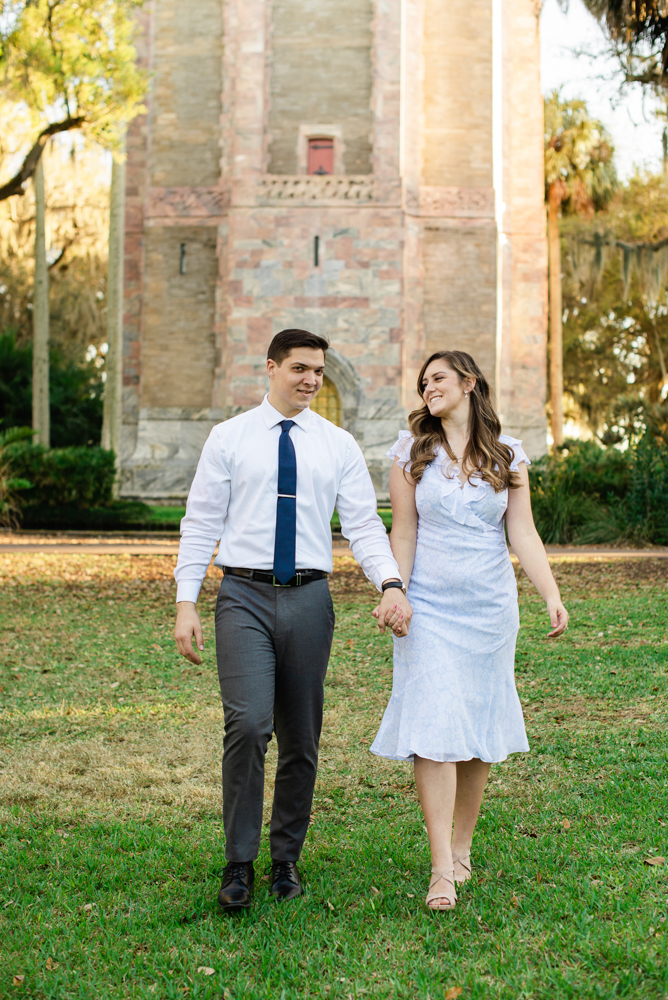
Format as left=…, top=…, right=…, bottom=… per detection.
left=267, top=358, right=277, bottom=379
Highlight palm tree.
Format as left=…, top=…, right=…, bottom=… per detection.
left=582, top=1, right=668, bottom=87
left=544, top=92, right=617, bottom=445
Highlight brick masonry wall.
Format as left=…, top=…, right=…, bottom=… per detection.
left=267, top=0, right=374, bottom=174
left=219, top=204, right=405, bottom=491
left=422, top=0, right=493, bottom=188
left=422, top=221, right=497, bottom=384
left=149, top=0, right=223, bottom=187
left=141, top=226, right=218, bottom=408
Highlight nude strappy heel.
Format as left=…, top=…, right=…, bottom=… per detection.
left=425, top=867, right=457, bottom=911
left=453, top=851, right=472, bottom=884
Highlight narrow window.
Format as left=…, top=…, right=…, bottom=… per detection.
left=307, top=137, right=334, bottom=176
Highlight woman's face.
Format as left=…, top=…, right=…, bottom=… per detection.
left=420, top=361, right=471, bottom=418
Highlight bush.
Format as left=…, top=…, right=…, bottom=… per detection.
left=0, top=427, right=35, bottom=528
left=626, top=434, right=668, bottom=544
left=0, top=329, right=104, bottom=447
left=5, top=442, right=116, bottom=508
left=20, top=501, right=153, bottom=531
left=529, top=435, right=667, bottom=546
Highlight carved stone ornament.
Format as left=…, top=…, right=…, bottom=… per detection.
left=407, top=186, right=496, bottom=219
left=257, top=175, right=375, bottom=204
left=146, top=187, right=230, bottom=218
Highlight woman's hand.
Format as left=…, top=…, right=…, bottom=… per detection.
left=372, top=590, right=412, bottom=637
left=546, top=599, right=569, bottom=638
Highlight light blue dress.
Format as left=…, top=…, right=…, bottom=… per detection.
left=370, top=433, right=531, bottom=764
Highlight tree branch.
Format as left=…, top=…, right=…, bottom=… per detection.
left=0, top=115, right=86, bottom=202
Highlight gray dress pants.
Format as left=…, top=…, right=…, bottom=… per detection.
left=215, top=574, right=335, bottom=862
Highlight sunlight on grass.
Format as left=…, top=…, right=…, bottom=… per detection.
left=0, top=554, right=667, bottom=998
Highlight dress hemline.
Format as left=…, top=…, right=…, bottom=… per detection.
left=369, top=744, right=529, bottom=765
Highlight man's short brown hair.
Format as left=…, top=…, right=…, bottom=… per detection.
left=267, top=329, right=329, bottom=366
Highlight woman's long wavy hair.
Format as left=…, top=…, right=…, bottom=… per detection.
left=408, top=350, right=521, bottom=492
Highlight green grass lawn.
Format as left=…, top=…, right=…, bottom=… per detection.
left=146, top=508, right=393, bottom=533
left=0, top=554, right=667, bottom=999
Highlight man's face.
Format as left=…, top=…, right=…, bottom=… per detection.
left=267, top=347, right=326, bottom=414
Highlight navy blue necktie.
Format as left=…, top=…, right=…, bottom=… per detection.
left=273, top=420, right=297, bottom=584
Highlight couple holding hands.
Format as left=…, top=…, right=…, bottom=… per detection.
left=174, top=328, right=568, bottom=913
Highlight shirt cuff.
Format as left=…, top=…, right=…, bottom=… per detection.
left=176, top=580, right=203, bottom=604
left=374, top=560, right=404, bottom=592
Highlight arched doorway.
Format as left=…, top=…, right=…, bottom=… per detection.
left=311, top=376, right=341, bottom=426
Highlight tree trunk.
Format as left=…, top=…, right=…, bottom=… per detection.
left=101, top=141, right=127, bottom=497
left=547, top=184, right=564, bottom=447
left=32, top=157, right=50, bottom=448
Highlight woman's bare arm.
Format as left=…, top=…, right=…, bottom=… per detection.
left=388, top=459, right=419, bottom=586
left=505, top=462, right=568, bottom=638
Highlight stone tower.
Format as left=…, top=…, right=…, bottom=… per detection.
left=120, top=0, right=547, bottom=500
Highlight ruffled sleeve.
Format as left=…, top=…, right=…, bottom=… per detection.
left=499, top=434, right=531, bottom=471
left=386, top=430, right=414, bottom=472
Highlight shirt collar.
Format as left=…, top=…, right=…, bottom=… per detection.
left=260, top=394, right=313, bottom=431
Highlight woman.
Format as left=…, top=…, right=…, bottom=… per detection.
left=371, top=351, right=568, bottom=911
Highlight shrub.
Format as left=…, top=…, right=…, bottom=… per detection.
left=0, top=427, right=35, bottom=528
left=626, top=434, right=668, bottom=545
left=20, top=501, right=153, bottom=531
left=0, top=329, right=104, bottom=448
left=5, top=442, right=116, bottom=508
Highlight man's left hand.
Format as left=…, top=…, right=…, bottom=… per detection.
left=372, top=588, right=412, bottom=637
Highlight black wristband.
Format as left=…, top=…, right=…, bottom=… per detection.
left=382, top=580, right=406, bottom=594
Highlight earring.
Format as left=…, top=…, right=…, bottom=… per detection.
left=464, top=391, right=469, bottom=397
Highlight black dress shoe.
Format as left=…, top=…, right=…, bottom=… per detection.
left=218, top=861, right=254, bottom=912
left=269, top=860, right=303, bottom=901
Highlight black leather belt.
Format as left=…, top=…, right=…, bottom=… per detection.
left=222, top=566, right=328, bottom=587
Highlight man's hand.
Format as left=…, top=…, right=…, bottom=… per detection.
left=372, top=588, right=413, bottom=637
left=175, top=601, right=204, bottom=665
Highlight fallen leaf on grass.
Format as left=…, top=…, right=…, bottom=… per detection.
left=45, top=957, right=58, bottom=971
left=327, top=900, right=335, bottom=911
left=644, top=856, right=665, bottom=866
left=510, top=895, right=519, bottom=907
left=197, top=967, right=215, bottom=976
left=445, top=989, right=463, bottom=999
left=562, top=818, right=571, bottom=830
left=12, top=975, right=24, bottom=986
left=536, top=873, right=542, bottom=883
left=360, top=738, right=369, bottom=744
left=152, top=644, right=162, bottom=652
left=82, top=903, right=95, bottom=911
left=110, top=682, right=120, bottom=690
left=371, top=886, right=380, bottom=895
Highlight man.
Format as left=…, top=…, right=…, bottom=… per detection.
left=174, top=328, right=412, bottom=912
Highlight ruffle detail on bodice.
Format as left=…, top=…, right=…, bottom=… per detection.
left=436, top=473, right=507, bottom=531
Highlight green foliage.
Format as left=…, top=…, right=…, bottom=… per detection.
left=560, top=174, right=668, bottom=440
left=529, top=436, right=668, bottom=545
left=0, top=424, right=34, bottom=527
left=0, top=329, right=104, bottom=447
left=626, top=433, right=668, bottom=544
left=4, top=440, right=116, bottom=508
left=0, top=0, right=147, bottom=156
left=544, top=92, right=617, bottom=212
left=20, top=500, right=152, bottom=530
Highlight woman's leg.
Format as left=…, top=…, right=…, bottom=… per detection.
left=413, top=756, right=457, bottom=903
left=451, top=758, right=491, bottom=879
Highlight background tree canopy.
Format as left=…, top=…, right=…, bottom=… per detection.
left=0, top=0, right=146, bottom=200
left=561, top=173, right=668, bottom=443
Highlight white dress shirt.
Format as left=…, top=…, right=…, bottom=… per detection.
left=174, top=395, right=401, bottom=603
